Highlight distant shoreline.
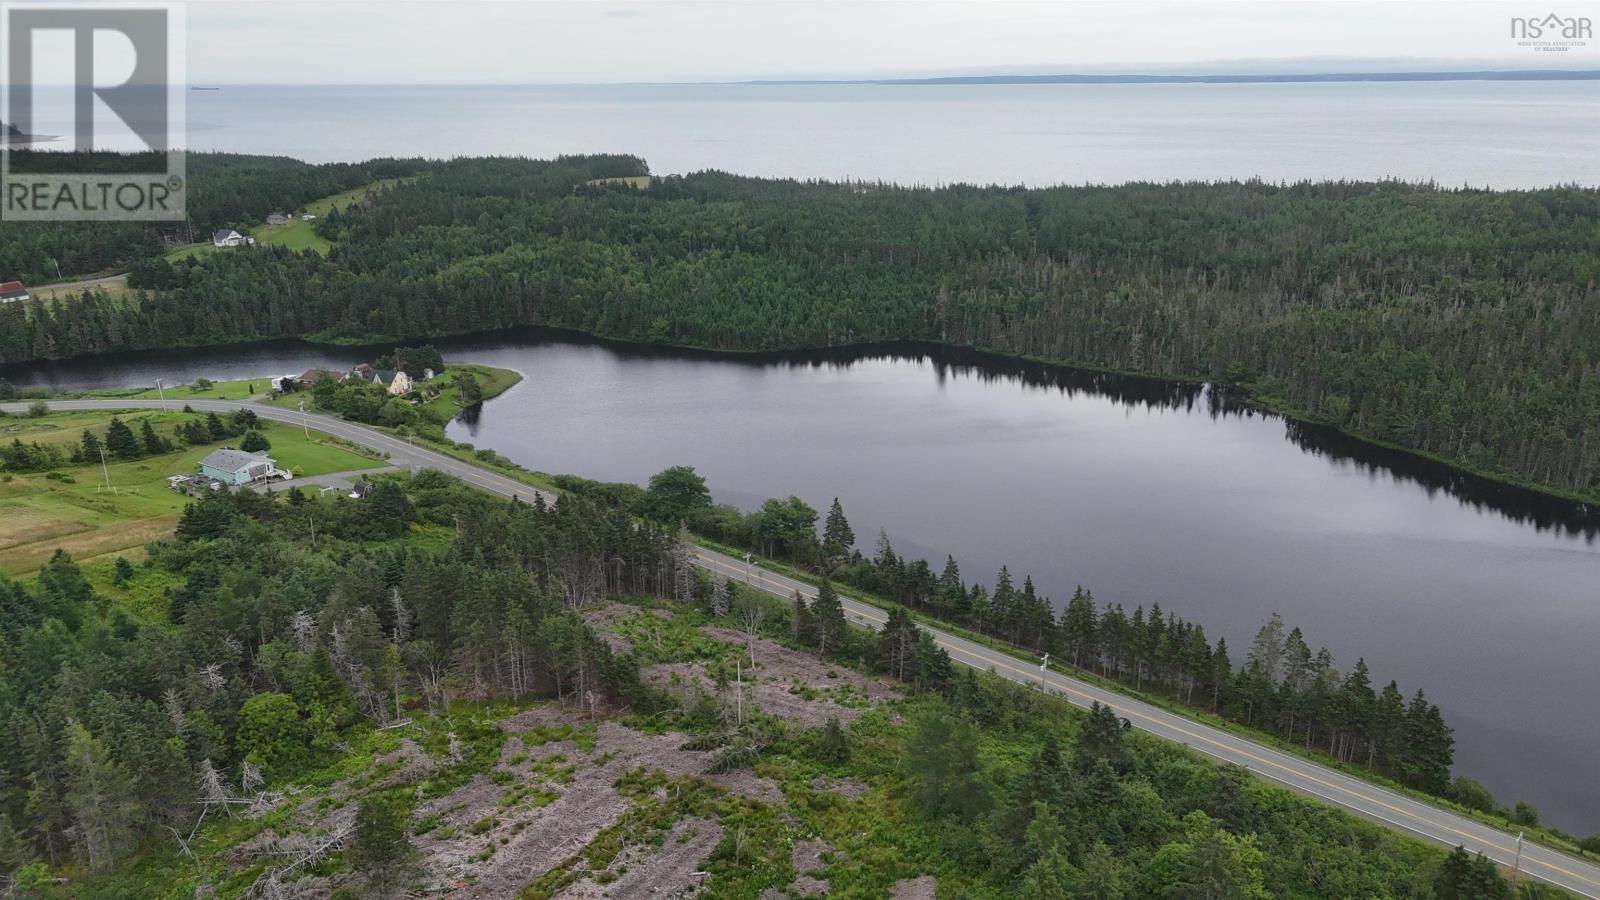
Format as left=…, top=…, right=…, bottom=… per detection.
left=742, top=69, right=1600, bottom=86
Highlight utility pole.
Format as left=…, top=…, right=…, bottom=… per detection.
left=744, top=553, right=754, bottom=585
left=736, top=660, right=743, bottom=727
left=1511, top=831, right=1524, bottom=889
left=298, top=399, right=309, bottom=439
left=154, top=378, right=167, bottom=410
left=98, top=445, right=116, bottom=494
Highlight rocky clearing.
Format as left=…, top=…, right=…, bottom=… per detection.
left=221, top=602, right=922, bottom=898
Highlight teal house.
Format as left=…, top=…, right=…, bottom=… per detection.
left=198, top=448, right=276, bottom=485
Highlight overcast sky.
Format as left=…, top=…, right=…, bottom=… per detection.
left=181, top=1, right=1598, bottom=84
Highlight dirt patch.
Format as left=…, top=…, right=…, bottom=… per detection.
left=789, top=838, right=833, bottom=896
left=710, top=771, right=785, bottom=806
left=644, top=630, right=896, bottom=728
left=415, top=719, right=780, bottom=898
left=891, top=875, right=937, bottom=900
left=557, top=816, right=723, bottom=900
left=583, top=602, right=667, bottom=655
left=809, top=775, right=869, bottom=800
left=369, top=737, right=436, bottom=788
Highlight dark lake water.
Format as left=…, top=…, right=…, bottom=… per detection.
left=6, top=331, right=1598, bottom=831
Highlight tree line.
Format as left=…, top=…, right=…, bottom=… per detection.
left=604, top=466, right=1585, bottom=832
left=8, top=155, right=1592, bottom=498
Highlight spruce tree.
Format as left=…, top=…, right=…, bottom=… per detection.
left=811, top=578, right=846, bottom=657
left=348, top=793, right=415, bottom=890
left=78, top=429, right=102, bottom=464
left=103, top=417, right=140, bottom=460
left=822, top=497, right=855, bottom=559
left=205, top=411, right=229, bottom=441
left=139, top=419, right=169, bottom=455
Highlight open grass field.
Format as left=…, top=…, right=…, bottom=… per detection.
left=28, top=273, right=135, bottom=304
left=84, top=376, right=273, bottom=402
left=164, top=176, right=418, bottom=262
left=0, top=410, right=377, bottom=577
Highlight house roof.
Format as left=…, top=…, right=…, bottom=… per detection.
left=212, top=229, right=239, bottom=241
left=297, top=367, right=345, bottom=384
left=373, top=369, right=402, bottom=385
left=0, top=281, right=23, bottom=293
left=198, top=448, right=272, bottom=473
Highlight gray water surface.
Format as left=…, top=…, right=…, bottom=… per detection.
left=176, top=81, right=1600, bottom=187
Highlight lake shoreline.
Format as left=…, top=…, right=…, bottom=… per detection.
left=7, top=323, right=1598, bottom=521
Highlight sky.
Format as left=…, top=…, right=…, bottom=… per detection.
left=180, top=0, right=1599, bottom=84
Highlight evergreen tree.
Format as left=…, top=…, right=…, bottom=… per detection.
left=1401, top=690, right=1454, bottom=794
left=348, top=793, right=416, bottom=890
left=811, top=578, right=847, bottom=657
left=239, top=430, right=271, bottom=453
left=1432, top=846, right=1511, bottom=900
left=1073, top=702, right=1128, bottom=774
left=205, top=412, right=230, bottom=441
left=62, top=721, right=137, bottom=872
left=822, top=497, right=855, bottom=560
left=814, top=717, right=849, bottom=764
left=138, top=418, right=170, bottom=455
left=78, top=429, right=102, bottom=464
left=103, top=417, right=141, bottom=460
left=790, top=591, right=812, bottom=646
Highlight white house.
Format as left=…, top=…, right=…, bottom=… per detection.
left=301, top=213, right=317, bottom=221
left=0, top=281, right=29, bottom=303
left=372, top=369, right=413, bottom=396
left=212, top=229, right=245, bottom=247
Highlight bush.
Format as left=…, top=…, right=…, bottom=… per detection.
left=1448, top=776, right=1500, bottom=815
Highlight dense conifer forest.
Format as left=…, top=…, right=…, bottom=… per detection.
left=0, top=471, right=1555, bottom=897
left=3, top=154, right=1595, bottom=499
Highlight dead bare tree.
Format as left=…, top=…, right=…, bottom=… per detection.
left=740, top=604, right=764, bottom=668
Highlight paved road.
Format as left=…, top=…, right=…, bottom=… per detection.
left=10, top=398, right=1599, bottom=897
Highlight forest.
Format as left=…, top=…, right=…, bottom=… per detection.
left=0, top=468, right=1551, bottom=898
left=2, top=154, right=1596, bottom=501
left=0, top=152, right=430, bottom=285
left=574, top=471, right=1510, bottom=813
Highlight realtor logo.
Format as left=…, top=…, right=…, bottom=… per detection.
left=1, top=2, right=186, bottom=221
left=1509, top=12, right=1592, bottom=51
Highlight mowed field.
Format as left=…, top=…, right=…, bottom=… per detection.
left=164, top=176, right=418, bottom=262
left=27, top=273, right=136, bottom=304
left=0, top=409, right=377, bottom=577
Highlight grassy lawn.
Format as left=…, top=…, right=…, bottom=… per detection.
left=257, top=364, right=521, bottom=418
left=0, top=410, right=377, bottom=577
left=164, top=176, right=418, bottom=262
left=419, top=363, right=522, bottom=418
left=78, top=376, right=274, bottom=402
left=28, top=274, right=135, bottom=304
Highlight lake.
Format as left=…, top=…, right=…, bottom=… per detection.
left=174, top=81, right=1600, bottom=187
left=5, top=330, right=1597, bottom=831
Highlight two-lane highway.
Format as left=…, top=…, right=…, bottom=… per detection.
left=9, top=398, right=1598, bottom=897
